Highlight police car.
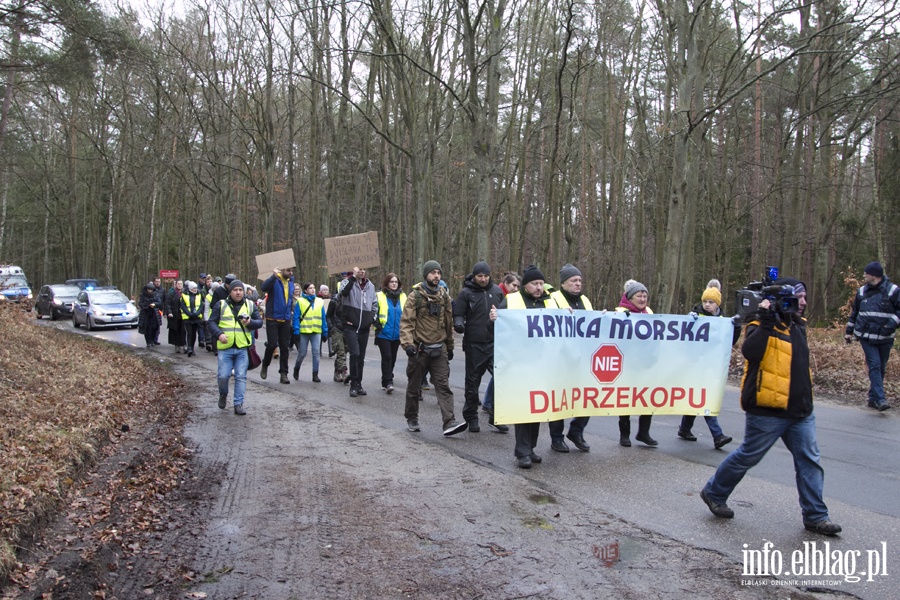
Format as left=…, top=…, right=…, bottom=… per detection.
left=0, top=265, right=32, bottom=302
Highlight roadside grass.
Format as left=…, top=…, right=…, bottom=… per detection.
left=0, top=305, right=180, bottom=584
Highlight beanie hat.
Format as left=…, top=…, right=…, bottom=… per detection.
left=864, top=261, right=884, bottom=278
left=210, top=281, right=220, bottom=290
left=422, top=260, right=442, bottom=280
left=472, top=261, right=491, bottom=276
left=224, top=273, right=237, bottom=286
left=623, top=279, right=648, bottom=300
left=774, top=276, right=805, bottom=294
left=230, top=280, right=245, bottom=290
left=187, top=281, right=198, bottom=292
left=701, top=280, right=722, bottom=306
left=521, top=265, right=546, bottom=286
left=559, top=263, right=582, bottom=284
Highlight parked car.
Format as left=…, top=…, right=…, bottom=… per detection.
left=72, top=288, right=139, bottom=330
left=34, top=284, right=82, bottom=320
left=65, top=278, right=100, bottom=291
left=0, top=265, right=32, bottom=302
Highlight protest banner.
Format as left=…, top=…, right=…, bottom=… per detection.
left=255, top=249, right=296, bottom=281
left=324, top=232, right=380, bottom=275
left=493, top=309, right=733, bottom=425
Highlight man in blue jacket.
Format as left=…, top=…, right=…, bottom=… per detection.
left=845, top=261, right=899, bottom=411
left=260, top=267, right=295, bottom=384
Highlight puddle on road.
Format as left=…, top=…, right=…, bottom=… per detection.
left=591, top=536, right=645, bottom=568
left=528, top=494, right=557, bottom=505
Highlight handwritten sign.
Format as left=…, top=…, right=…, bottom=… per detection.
left=255, top=249, right=297, bottom=281
left=324, top=232, right=380, bottom=274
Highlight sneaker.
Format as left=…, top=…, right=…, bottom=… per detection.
left=334, top=371, right=343, bottom=382
left=877, top=403, right=892, bottom=412
left=349, top=388, right=358, bottom=398
left=714, top=435, right=733, bottom=449
left=551, top=439, right=570, bottom=453
left=516, top=455, right=532, bottom=469
left=468, top=420, right=480, bottom=433
left=677, top=429, right=697, bottom=441
left=443, top=421, right=468, bottom=436
left=407, top=419, right=420, bottom=432
left=356, top=388, right=367, bottom=396
left=218, top=394, right=227, bottom=409
left=385, top=384, right=394, bottom=394
left=635, top=433, right=658, bottom=447
left=234, top=404, right=246, bottom=416
left=804, top=520, right=842, bottom=536
left=700, top=489, right=734, bottom=519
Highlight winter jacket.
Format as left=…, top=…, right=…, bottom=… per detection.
left=453, top=274, right=504, bottom=347
left=691, top=302, right=741, bottom=346
left=261, top=273, right=295, bottom=321
left=376, top=290, right=406, bottom=341
left=400, top=283, right=454, bottom=350
left=846, top=277, right=900, bottom=344
left=740, top=310, right=813, bottom=418
left=339, top=277, right=378, bottom=331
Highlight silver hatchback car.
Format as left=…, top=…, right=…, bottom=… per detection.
left=72, top=288, right=139, bottom=330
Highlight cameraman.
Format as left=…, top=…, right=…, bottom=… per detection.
left=701, top=277, right=842, bottom=536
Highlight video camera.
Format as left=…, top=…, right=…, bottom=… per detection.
left=734, top=266, right=800, bottom=320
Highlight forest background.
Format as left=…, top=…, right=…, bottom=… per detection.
left=1, top=0, right=899, bottom=321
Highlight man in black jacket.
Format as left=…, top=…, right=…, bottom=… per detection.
left=454, top=261, right=505, bottom=433
left=701, top=277, right=842, bottom=536
left=845, top=261, right=898, bottom=411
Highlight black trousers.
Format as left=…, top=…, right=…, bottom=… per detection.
left=263, top=319, right=292, bottom=374
left=374, top=337, right=400, bottom=387
left=514, top=422, right=540, bottom=458
left=184, top=321, right=201, bottom=352
left=343, top=327, right=371, bottom=389
left=619, top=415, right=652, bottom=437
left=462, top=342, right=493, bottom=424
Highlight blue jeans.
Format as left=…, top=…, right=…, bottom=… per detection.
left=483, top=377, right=494, bottom=411
left=294, top=332, right=322, bottom=373
left=218, top=346, right=249, bottom=406
left=860, top=340, right=893, bottom=406
left=703, top=413, right=829, bottom=524
left=680, top=415, right=724, bottom=438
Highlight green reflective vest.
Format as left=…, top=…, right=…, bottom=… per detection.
left=506, top=293, right=558, bottom=310
left=181, top=292, right=202, bottom=319
left=217, top=299, right=254, bottom=349
left=549, top=289, right=593, bottom=310
left=377, top=291, right=407, bottom=327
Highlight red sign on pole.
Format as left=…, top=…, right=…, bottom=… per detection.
left=591, top=344, right=623, bottom=384
left=159, top=269, right=179, bottom=279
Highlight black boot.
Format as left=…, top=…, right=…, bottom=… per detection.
left=619, top=416, right=631, bottom=447
left=293, top=365, right=300, bottom=380
left=312, top=371, right=321, bottom=382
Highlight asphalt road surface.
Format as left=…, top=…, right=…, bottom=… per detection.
left=57, top=321, right=899, bottom=599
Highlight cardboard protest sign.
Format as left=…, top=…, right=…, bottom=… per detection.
left=324, top=232, right=380, bottom=275
left=255, top=249, right=296, bottom=281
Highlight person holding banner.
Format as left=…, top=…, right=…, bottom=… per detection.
left=400, top=261, right=467, bottom=436
left=548, top=264, right=593, bottom=452
left=701, top=277, right=842, bottom=536
left=260, top=267, right=296, bottom=384
left=454, top=261, right=505, bottom=432
left=340, top=267, right=378, bottom=397
left=616, top=279, right=657, bottom=447
left=677, top=279, right=735, bottom=449
left=490, top=265, right=560, bottom=468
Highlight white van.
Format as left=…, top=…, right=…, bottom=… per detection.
left=0, top=265, right=33, bottom=302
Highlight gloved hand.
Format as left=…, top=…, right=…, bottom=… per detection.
left=321, top=334, right=328, bottom=343
left=731, top=315, right=743, bottom=327
left=290, top=334, right=300, bottom=347
left=405, top=345, right=417, bottom=357
left=453, top=324, right=465, bottom=334
left=447, top=349, right=454, bottom=361
left=688, top=311, right=699, bottom=320
left=844, top=334, right=854, bottom=345
left=621, top=309, right=631, bottom=317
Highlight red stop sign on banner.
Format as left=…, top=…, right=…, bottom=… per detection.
left=592, top=344, right=623, bottom=384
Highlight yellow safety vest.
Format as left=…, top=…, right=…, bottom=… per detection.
left=217, top=299, right=254, bottom=349
left=506, top=293, right=559, bottom=310
left=181, top=292, right=202, bottom=319
left=377, top=290, right=407, bottom=326
left=296, top=296, right=324, bottom=333
left=550, top=290, right=593, bottom=310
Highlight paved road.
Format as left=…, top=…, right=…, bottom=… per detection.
left=58, top=321, right=899, bottom=599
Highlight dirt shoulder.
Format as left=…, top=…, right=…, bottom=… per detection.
left=5, top=351, right=855, bottom=600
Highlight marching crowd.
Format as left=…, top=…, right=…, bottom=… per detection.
left=135, top=258, right=900, bottom=538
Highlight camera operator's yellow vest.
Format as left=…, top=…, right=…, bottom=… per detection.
left=741, top=319, right=792, bottom=410
left=217, top=299, right=254, bottom=349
